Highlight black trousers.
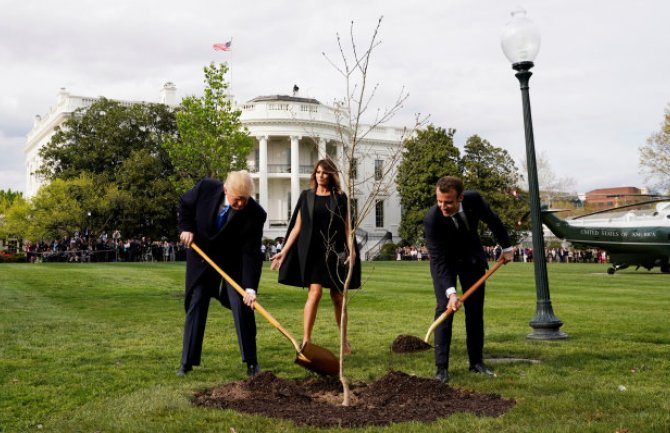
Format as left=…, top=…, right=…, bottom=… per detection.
left=433, top=262, right=487, bottom=369
left=180, top=281, right=257, bottom=367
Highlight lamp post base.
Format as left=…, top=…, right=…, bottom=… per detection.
left=527, top=326, right=568, bottom=340
left=527, top=301, right=568, bottom=340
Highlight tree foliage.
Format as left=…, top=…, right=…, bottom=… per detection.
left=114, top=149, right=179, bottom=239
left=396, top=125, right=461, bottom=244
left=0, top=189, right=23, bottom=214
left=640, top=104, right=670, bottom=193
left=163, top=62, right=254, bottom=193
left=462, top=135, right=526, bottom=245
left=0, top=193, right=28, bottom=240
left=31, top=97, right=180, bottom=240
left=2, top=174, right=117, bottom=241
left=37, top=99, right=178, bottom=182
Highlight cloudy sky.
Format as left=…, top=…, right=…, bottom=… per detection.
left=2, top=0, right=669, bottom=194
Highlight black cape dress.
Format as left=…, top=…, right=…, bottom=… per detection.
left=278, top=189, right=361, bottom=290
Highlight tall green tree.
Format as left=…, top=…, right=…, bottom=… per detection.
left=461, top=134, right=525, bottom=245
left=396, top=125, right=462, bottom=244
left=0, top=193, right=29, bottom=241
left=164, top=62, right=254, bottom=192
left=114, top=149, right=178, bottom=239
left=640, top=104, right=670, bottom=193
left=35, top=98, right=180, bottom=239
left=8, top=174, right=117, bottom=241
left=37, top=99, right=178, bottom=182
left=0, top=189, right=23, bottom=213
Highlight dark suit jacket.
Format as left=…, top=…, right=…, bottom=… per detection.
left=424, top=191, right=511, bottom=293
left=278, top=189, right=361, bottom=289
left=178, top=178, right=267, bottom=311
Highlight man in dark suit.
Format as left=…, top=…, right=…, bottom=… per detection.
left=423, top=176, right=513, bottom=383
left=177, top=170, right=267, bottom=377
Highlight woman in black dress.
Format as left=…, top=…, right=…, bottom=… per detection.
left=270, top=159, right=361, bottom=353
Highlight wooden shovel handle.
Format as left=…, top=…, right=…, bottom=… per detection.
left=424, top=260, right=505, bottom=342
left=190, top=242, right=303, bottom=353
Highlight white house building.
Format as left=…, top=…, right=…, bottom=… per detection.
left=25, top=84, right=403, bottom=253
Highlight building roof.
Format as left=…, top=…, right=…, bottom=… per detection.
left=247, top=94, right=321, bottom=105
left=586, top=186, right=641, bottom=195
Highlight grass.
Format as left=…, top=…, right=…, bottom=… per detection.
left=1, top=261, right=669, bottom=433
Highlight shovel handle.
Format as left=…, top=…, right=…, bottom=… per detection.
left=190, top=242, right=303, bottom=353
left=424, top=260, right=504, bottom=343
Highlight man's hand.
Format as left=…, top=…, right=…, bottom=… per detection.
left=500, top=249, right=514, bottom=264
left=447, top=293, right=461, bottom=312
left=243, top=289, right=257, bottom=308
left=180, top=231, right=194, bottom=247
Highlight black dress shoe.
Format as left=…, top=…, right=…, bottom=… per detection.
left=246, top=363, right=260, bottom=377
left=176, top=364, right=192, bottom=377
left=435, top=368, right=449, bottom=383
left=469, top=362, right=495, bottom=377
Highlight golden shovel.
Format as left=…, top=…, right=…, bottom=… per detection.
left=190, top=242, right=339, bottom=375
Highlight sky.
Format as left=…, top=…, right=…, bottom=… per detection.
left=1, top=0, right=669, bottom=195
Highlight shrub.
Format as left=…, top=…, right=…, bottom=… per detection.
left=377, top=242, right=397, bottom=261
left=0, top=252, right=27, bottom=263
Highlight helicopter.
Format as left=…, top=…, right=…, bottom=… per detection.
left=541, top=198, right=670, bottom=274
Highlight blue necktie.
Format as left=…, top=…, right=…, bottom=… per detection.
left=216, top=205, right=230, bottom=230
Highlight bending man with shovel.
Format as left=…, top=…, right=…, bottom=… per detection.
left=424, top=176, right=513, bottom=383
left=177, top=171, right=267, bottom=377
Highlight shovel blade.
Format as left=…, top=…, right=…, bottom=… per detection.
left=294, top=342, right=339, bottom=376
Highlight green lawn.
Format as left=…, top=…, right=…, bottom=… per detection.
left=1, top=261, right=669, bottom=433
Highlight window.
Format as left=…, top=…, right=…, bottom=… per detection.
left=374, top=159, right=383, bottom=180
left=326, top=143, right=337, bottom=159
left=375, top=200, right=384, bottom=228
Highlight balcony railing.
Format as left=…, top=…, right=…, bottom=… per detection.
left=268, top=164, right=291, bottom=173
left=266, top=164, right=314, bottom=174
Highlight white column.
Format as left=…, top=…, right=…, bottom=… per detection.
left=290, top=135, right=301, bottom=212
left=318, top=137, right=326, bottom=160
left=258, top=135, right=269, bottom=215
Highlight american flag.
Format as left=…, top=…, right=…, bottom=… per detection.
left=212, top=41, right=232, bottom=52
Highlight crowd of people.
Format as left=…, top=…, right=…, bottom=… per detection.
left=395, top=244, right=609, bottom=264
left=21, top=233, right=610, bottom=266
left=23, top=232, right=185, bottom=263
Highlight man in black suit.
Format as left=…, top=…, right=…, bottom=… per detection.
left=177, top=170, right=267, bottom=377
left=423, top=176, right=513, bottom=383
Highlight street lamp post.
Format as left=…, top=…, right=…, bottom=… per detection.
left=501, top=8, right=567, bottom=340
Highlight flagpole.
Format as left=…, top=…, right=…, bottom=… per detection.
left=212, top=39, right=233, bottom=99
left=229, top=37, right=233, bottom=98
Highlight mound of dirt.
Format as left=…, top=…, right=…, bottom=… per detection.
left=391, top=334, right=432, bottom=353
left=193, top=370, right=515, bottom=428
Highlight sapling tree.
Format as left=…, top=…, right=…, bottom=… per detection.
left=322, top=16, right=427, bottom=405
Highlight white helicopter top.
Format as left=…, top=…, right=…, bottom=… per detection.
left=567, top=201, right=670, bottom=228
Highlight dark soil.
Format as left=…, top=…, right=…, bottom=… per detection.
left=193, top=370, right=515, bottom=428
left=391, top=334, right=432, bottom=353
